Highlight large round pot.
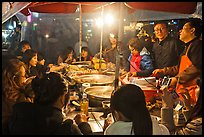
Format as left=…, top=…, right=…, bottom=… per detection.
left=72, top=74, right=115, bottom=86
left=84, top=86, right=114, bottom=107
left=72, top=61, right=92, bottom=66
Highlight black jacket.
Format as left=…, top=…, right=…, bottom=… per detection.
left=152, top=36, right=184, bottom=69
left=8, top=102, right=92, bottom=135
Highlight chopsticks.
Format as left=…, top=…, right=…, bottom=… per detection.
left=90, top=112, right=104, bottom=130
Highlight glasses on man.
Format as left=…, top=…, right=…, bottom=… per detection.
left=154, top=27, right=166, bottom=32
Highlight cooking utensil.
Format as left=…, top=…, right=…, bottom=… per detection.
left=84, top=86, right=114, bottom=107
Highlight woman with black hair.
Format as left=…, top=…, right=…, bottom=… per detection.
left=22, top=49, right=38, bottom=78
left=57, top=47, right=76, bottom=65
left=2, top=59, right=32, bottom=134
left=104, top=84, right=169, bottom=135
left=76, top=47, right=92, bottom=61
left=8, top=72, right=93, bottom=135
left=30, top=52, right=47, bottom=78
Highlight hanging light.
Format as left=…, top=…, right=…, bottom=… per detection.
left=104, top=14, right=114, bottom=26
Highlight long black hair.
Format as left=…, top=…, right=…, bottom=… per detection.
left=31, top=72, right=68, bottom=105
left=22, top=49, right=37, bottom=67
left=110, top=84, right=152, bottom=135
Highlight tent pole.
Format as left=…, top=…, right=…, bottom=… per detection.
left=99, top=6, right=104, bottom=72
left=79, top=4, right=82, bottom=61
left=114, top=2, right=124, bottom=90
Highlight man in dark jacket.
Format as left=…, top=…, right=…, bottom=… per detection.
left=152, top=22, right=184, bottom=70
left=152, top=18, right=202, bottom=105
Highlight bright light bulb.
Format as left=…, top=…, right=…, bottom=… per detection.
left=105, top=14, right=114, bottom=25
left=45, top=34, right=49, bottom=38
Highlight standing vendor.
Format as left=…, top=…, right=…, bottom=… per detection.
left=127, top=37, right=154, bottom=77
left=103, top=31, right=130, bottom=71
left=152, top=22, right=184, bottom=70
left=152, top=18, right=202, bottom=105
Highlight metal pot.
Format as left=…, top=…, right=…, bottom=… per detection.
left=84, top=86, right=114, bottom=107
left=72, top=61, right=92, bottom=66
left=72, top=74, right=115, bottom=86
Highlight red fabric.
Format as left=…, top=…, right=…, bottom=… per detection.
left=20, top=2, right=111, bottom=15
left=126, top=2, right=197, bottom=14
left=130, top=54, right=142, bottom=72
left=20, top=2, right=197, bottom=16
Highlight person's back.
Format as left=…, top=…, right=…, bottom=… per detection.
left=9, top=102, right=77, bottom=135
left=104, top=84, right=170, bottom=135
left=104, top=115, right=169, bottom=135
left=8, top=72, right=92, bottom=135
left=105, top=84, right=153, bottom=135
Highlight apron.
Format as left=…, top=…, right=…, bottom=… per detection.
left=129, top=54, right=141, bottom=73
left=176, top=44, right=198, bottom=105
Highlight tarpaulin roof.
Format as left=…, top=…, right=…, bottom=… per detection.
left=125, top=2, right=197, bottom=14
left=2, top=2, right=198, bottom=23
left=21, top=2, right=197, bottom=15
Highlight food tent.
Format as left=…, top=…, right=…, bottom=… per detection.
left=2, top=2, right=200, bottom=88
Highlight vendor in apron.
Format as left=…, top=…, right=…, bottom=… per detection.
left=174, top=43, right=200, bottom=105
left=152, top=18, right=202, bottom=105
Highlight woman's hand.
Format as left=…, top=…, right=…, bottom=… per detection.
left=24, top=76, right=36, bottom=85
left=74, top=113, right=89, bottom=125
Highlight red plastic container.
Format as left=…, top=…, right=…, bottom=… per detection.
left=143, top=89, right=158, bottom=102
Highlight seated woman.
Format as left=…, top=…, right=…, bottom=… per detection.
left=126, top=37, right=154, bottom=77
left=2, top=59, right=33, bottom=134
left=102, top=31, right=130, bottom=71
left=76, top=47, right=92, bottom=61
left=8, top=72, right=93, bottom=135
left=22, top=49, right=38, bottom=81
left=57, top=47, right=76, bottom=65
left=30, top=52, right=48, bottom=78
left=104, top=84, right=169, bottom=135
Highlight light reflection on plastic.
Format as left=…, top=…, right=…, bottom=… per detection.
left=8, top=25, right=14, bottom=30
left=27, top=15, right=32, bottom=23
